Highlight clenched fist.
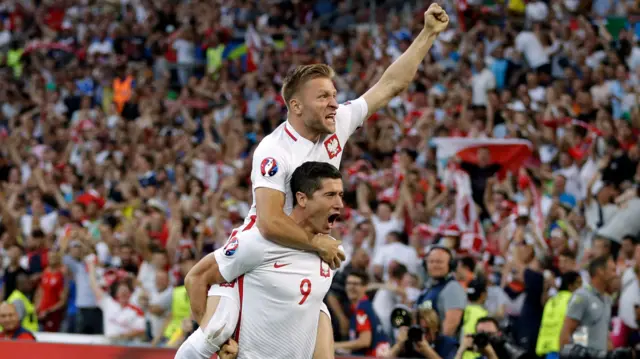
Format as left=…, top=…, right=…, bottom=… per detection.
left=424, top=3, right=449, bottom=34
left=219, top=339, right=239, bottom=359
left=313, top=234, right=345, bottom=270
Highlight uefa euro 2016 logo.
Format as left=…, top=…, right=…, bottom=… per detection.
left=224, top=237, right=239, bottom=256
left=260, top=157, right=278, bottom=177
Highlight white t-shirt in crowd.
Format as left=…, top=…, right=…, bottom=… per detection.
left=172, top=39, right=195, bottom=65
left=99, top=295, right=146, bottom=339
left=88, top=39, right=114, bottom=55
left=20, top=212, right=58, bottom=238
left=373, top=242, right=420, bottom=281
left=371, top=215, right=404, bottom=252
left=131, top=284, right=174, bottom=339
left=554, top=165, right=583, bottom=201
left=472, top=68, right=496, bottom=106
left=212, top=226, right=335, bottom=359
left=372, top=287, right=400, bottom=337
left=515, top=31, right=549, bottom=69
left=619, top=267, right=640, bottom=329
left=0, top=30, right=11, bottom=49
left=526, top=1, right=549, bottom=22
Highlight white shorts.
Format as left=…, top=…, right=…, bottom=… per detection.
left=207, top=282, right=240, bottom=302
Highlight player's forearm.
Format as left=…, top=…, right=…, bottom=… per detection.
left=379, top=29, right=437, bottom=94
left=335, top=337, right=370, bottom=351
left=185, top=274, right=208, bottom=323
left=259, top=214, right=317, bottom=251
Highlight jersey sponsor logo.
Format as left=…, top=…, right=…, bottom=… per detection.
left=224, top=237, right=239, bottom=256
left=274, top=262, right=291, bottom=269
left=356, top=313, right=368, bottom=325
left=260, top=157, right=278, bottom=177
left=343, top=101, right=352, bottom=106
left=323, top=134, right=342, bottom=159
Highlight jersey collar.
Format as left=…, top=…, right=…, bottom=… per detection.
left=284, top=121, right=316, bottom=146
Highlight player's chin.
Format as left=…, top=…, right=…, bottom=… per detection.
left=322, top=120, right=336, bottom=134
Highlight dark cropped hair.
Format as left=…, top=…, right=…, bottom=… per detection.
left=290, top=162, right=342, bottom=207
left=588, top=255, right=612, bottom=277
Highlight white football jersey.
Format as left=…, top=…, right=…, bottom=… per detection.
left=246, top=97, right=368, bottom=221
left=213, top=227, right=336, bottom=359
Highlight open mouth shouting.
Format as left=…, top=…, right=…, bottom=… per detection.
left=327, top=213, right=341, bottom=230
left=325, top=112, right=336, bottom=125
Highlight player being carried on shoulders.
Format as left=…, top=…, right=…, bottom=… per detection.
left=176, top=4, right=449, bottom=359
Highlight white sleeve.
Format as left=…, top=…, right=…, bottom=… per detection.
left=320, top=302, right=331, bottom=320
left=336, top=97, right=369, bottom=137
left=213, top=233, right=265, bottom=283
left=251, top=143, right=289, bottom=193
left=372, top=248, right=386, bottom=266
left=132, top=314, right=146, bottom=332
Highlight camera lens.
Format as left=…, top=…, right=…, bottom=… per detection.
left=473, top=332, right=490, bottom=349
left=408, top=326, right=423, bottom=343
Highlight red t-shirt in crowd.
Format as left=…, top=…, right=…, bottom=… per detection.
left=44, top=7, right=65, bottom=31
left=38, top=269, right=65, bottom=313
left=0, top=327, right=36, bottom=341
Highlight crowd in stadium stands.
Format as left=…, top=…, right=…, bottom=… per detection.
left=2, top=0, right=640, bottom=358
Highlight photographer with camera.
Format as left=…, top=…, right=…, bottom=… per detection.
left=454, top=317, right=500, bottom=359
left=386, top=306, right=459, bottom=359
left=416, top=246, right=466, bottom=337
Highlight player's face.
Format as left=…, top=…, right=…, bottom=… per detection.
left=300, top=77, right=338, bottom=135
left=305, top=178, right=344, bottom=234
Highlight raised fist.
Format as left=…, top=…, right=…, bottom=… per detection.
left=424, top=3, right=449, bottom=34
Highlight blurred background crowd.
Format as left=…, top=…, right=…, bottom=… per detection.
left=2, top=0, right=640, bottom=358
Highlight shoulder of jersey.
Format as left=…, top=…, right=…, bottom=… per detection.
left=256, top=127, right=293, bottom=153
left=227, top=227, right=270, bottom=253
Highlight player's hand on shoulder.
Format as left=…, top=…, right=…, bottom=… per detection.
left=312, top=234, right=345, bottom=270
left=218, top=339, right=239, bottom=359
left=424, top=3, right=449, bottom=34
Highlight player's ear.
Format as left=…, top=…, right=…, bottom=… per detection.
left=295, top=191, right=307, bottom=208
left=290, top=98, right=302, bottom=116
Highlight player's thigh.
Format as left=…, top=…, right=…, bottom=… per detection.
left=313, top=311, right=335, bottom=359
left=201, top=283, right=241, bottom=329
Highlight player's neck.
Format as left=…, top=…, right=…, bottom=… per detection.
left=290, top=208, right=314, bottom=233
left=288, top=116, right=321, bottom=142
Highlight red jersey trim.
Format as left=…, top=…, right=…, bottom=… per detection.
left=233, top=275, right=245, bottom=342
left=284, top=125, right=297, bottom=141
left=125, top=304, right=145, bottom=317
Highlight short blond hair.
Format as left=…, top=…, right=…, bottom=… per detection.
left=417, top=307, right=440, bottom=333
left=281, top=64, right=335, bottom=108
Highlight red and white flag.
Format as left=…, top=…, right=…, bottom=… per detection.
left=447, top=168, right=486, bottom=254
left=245, top=24, right=261, bottom=72
left=432, top=138, right=534, bottom=178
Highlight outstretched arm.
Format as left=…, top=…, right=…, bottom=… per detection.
left=362, top=4, right=449, bottom=118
